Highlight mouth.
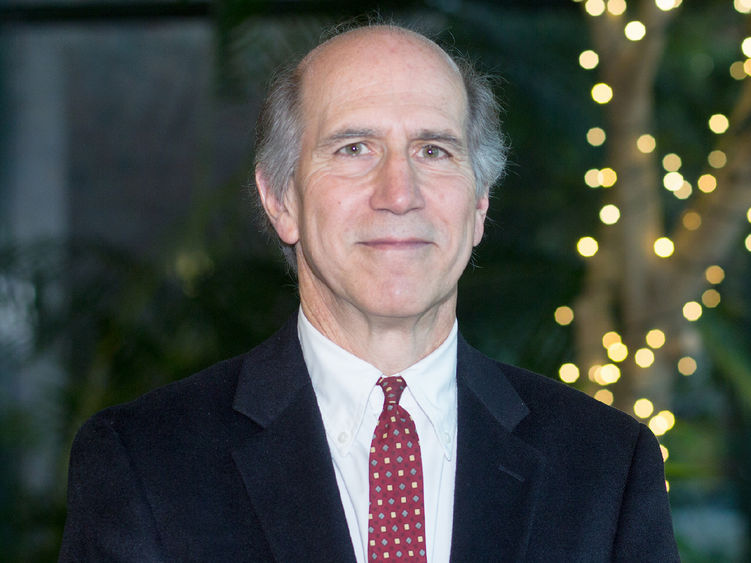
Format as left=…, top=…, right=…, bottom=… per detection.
left=358, top=238, right=433, bottom=250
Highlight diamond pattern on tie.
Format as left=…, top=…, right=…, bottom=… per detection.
left=368, top=377, right=427, bottom=561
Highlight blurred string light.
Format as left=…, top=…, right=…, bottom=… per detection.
left=708, top=113, right=730, bottom=133
left=662, top=153, right=682, bottom=171
left=584, top=0, right=606, bottom=16
left=636, top=134, right=655, bottom=153
left=705, top=264, right=725, bottom=284
left=702, top=289, right=721, bottom=308
left=634, top=398, right=654, bottom=418
left=594, top=389, right=614, bottom=405
left=678, top=356, right=697, bottom=375
left=577, top=236, right=599, bottom=257
left=599, top=204, right=620, bottom=225
left=745, top=234, right=751, bottom=252
left=624, top=21, right=646, bottom=41
left=656, top=0, right=682, bottom=10
left=742, top=37, right=751, bottom=58
left=707, top=150, right=727, bottom=168
left=554, top=305, right=575, bottom=325
left=697, top=173, right=717, bottom=193
left=634, top=347, right=655, bottom=368
left=587, top=126, right=606, bottom=146
left=607, top=0, right=627, bottom=16
left=646, top=329, right=665, bottom=349
left=649, top=410, right=675, bottom=436
left=559, top=363, right=580, bottom=383
left=682, top=301, right=702, bottom=321
left=736, top=0, right=751, bottom=14
left=592, top=83, right=613, bottom=103
left=653, top=237, right=675, bottom=258
left=663, top=171, right=684, bottom=192
left=682, top=210, right=701, bottom=230
left=748, top=207, right=751, bottom=222
left=580, top=50, right=599, bottom=70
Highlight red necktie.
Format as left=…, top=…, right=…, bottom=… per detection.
left=368, top=376, right=427, bottom=561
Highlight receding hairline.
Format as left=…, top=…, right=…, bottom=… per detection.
left=297, top=25, right=462, bottom=84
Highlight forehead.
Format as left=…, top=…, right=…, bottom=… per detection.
left=298, top=29, right=468, bottom=130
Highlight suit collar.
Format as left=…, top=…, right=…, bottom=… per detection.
left=450, top=335, right=545, bottom=562
left=231, top=316, right=357, bottom=562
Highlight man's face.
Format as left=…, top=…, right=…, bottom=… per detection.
left=277, top=30, right=488, bottom=325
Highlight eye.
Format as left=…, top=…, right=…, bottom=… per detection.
left=336, top=142, right=370, bottom=156
left=419, top=144, right=449, bottom=159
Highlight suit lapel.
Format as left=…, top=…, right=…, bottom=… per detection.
left=450, top=337, right=545, bottom=562
left=231, top=317, right=356, bottom=562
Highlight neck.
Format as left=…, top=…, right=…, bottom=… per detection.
left=300, top=291, right=457, bottom=376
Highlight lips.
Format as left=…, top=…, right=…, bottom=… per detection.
left=358, top=238, right=433, bottom=249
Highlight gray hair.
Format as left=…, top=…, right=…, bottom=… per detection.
left=253, top=24, right=507, bottom=269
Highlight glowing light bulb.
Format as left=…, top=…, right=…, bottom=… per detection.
left=702, top=289, right=721, bottom=308
left=600, top=364, right=621, bottom=384
left=709, top=114, right=730, bottom=134
left=599, top=204, right=620, bottom=225
left=705, top=265, right=725, bottom=284
left=587, top=127, right=606, bottom=146
left=624, top=21, right=646, bottom=41
left=594, top=389, right=614, bottom=405
left=646, top=329, right=666, bottom=349
left=743, top=38, right=751, bottom=58
left=735, top=0, right=751, bottom=14
left=592, top=83, right=613, bottom=104
left=585, top=169, right=601, bottom=188
left=663, top=172, right=684, bottom=192
left=678, top=356, right=697, bottom=375
left=579, top=50, right=600, bottom=70
left=708, top=150, right=727, bottom=168
left=730, top=61, right=747, bottom=80
left=673, top=181, right=692, bottom=200
left=654, top=237, right=675, bottom=258
left=634, top=398, right=654, bottom=418
left=599, top=167, right=617, bottom=187
left=662, top=153, right=682, bottom=172
left=607, top=342, right=628, bottom=362
left=559, top=363, right=580, bottom=383
left=682, top=211, right=701, bottom=231
left=634, top=348, right=655, bottom=368
left=636, top=134, right=656, bottom=153
left=682, top=301, right=702, bottom=321
left=698, top=174, right=717, bottom=193
left=585, top=0, right=607, bottom=16
left=554, top=306, right=575, bottom=326
left=607, top=0, right=627, bottom=15
left=577, top=237, right=599, bottom=257
left=602, top=331, right=622, bottom=349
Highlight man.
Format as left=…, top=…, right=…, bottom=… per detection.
left=60, top=23, right=679, bottom=561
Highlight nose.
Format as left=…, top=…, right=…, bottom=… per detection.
left=369, top=152, right=425, bottom=214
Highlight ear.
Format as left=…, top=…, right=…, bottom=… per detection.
left=473, top=193, right=490, bottom=247
left=255, top=168, right=300, bottom=246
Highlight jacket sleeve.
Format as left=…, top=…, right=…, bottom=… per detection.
left=612, top=423, right=680, bottom=562
left=58, top=413, right=166, bottom=562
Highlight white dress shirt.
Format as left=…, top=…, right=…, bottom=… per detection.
left=297, top=309, right=458, bottom=563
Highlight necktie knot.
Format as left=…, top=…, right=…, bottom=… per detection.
left=378, top=376, right=406, bottom=406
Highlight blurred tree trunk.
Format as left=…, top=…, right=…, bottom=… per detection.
left=573, top=1, right=751, bottom=414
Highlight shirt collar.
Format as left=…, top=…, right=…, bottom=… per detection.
left=297, top=308, right=458, bottom=459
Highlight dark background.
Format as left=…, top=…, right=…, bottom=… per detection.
left=1, top=1, right=750, bottom=560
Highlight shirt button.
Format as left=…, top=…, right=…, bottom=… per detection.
left=337, top=432, right=349, bottom=444
left=443, top=432, right=452, bottom=444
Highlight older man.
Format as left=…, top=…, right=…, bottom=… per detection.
left=60, top=24, right=679, bottom=562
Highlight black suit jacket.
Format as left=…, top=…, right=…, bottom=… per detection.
left=59, top=316, right=679, bottom=561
